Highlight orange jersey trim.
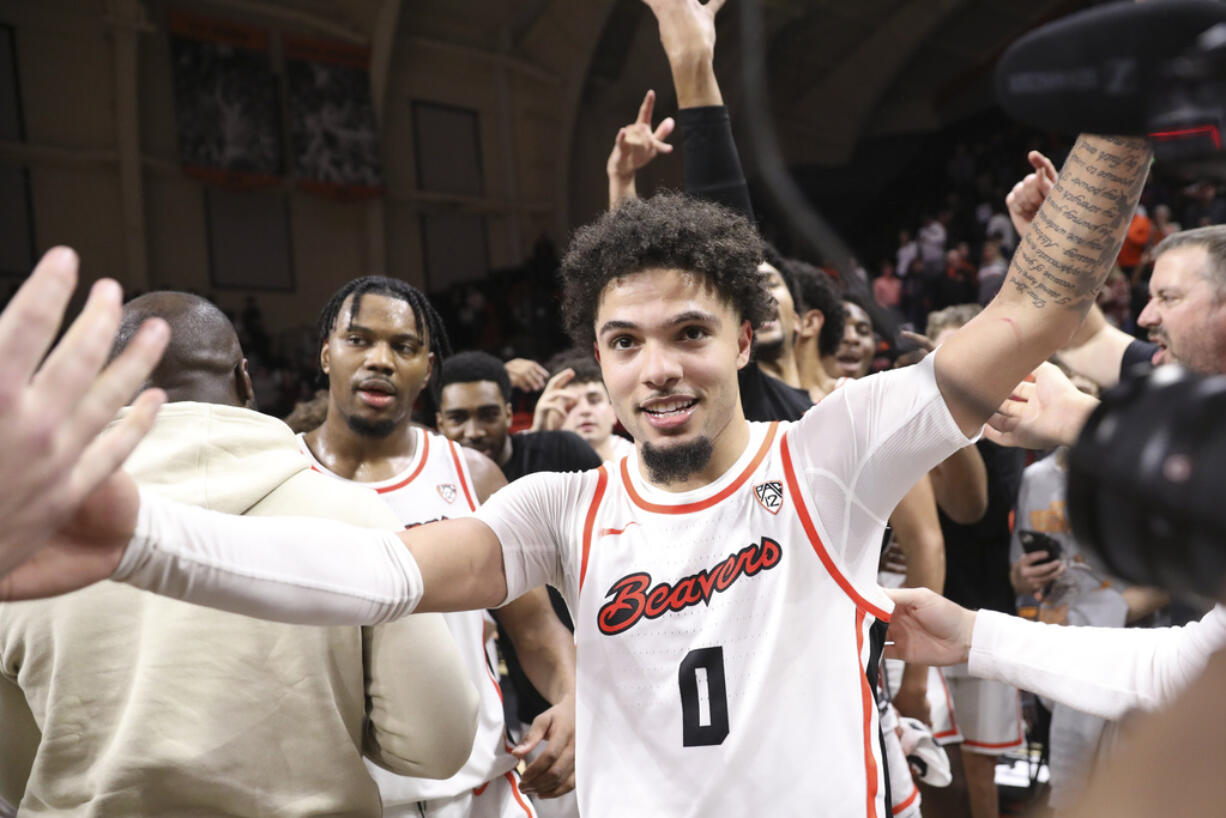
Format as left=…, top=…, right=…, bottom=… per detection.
left=780, top=431, right=891, bottom=623
left=505, top=770, right=536, bottom=817
left=856, top=609, right=882, bottom=818
left=579, top=466, right=610, bottom=592
left=935, top=669, right=960, bottom=739
left=892, top=784, right=919, bottom=815
left=962, top=696, right=1023, bottom=750
left=447, top=439, right=478, bottom=510
left=619, top=423, right=778, bottom=514
left=374, top=430, right=430, bottom=494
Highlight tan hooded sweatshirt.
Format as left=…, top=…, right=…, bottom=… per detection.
left=0, top=403, right=477, bottom=816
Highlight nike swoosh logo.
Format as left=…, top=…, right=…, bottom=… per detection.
left=599, top=522, right=640, bottom=537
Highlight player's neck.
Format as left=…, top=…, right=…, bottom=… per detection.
left=796, top=344, right=837, bottom=399
left=757, top=347, right=802, bottom=389
left=304, top=409, right=420, bottom=482
left=637, top=413, right=751, bottom=493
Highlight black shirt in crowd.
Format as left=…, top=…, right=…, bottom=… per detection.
left=940, top=440, right=1025, bottom=615
left=738, top=360, right=813, bottom=422
left=501, top=429, right=602, bottom=483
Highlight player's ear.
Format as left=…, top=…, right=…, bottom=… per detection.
left=319, top=342, right=330, bottom=376
left=424, top=351, right=434, bottom=384
left=798, top=308, right=824, bottom=341
left=503, top=401, right=513, bottom=425
left=592, top=340, right=600, bottom=364
left=236, top=358, right=255, bottom=410
left=736, top=320, right=753, bottom=369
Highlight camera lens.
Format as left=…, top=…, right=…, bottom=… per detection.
left=1068, top=366, right=1226, bottom=598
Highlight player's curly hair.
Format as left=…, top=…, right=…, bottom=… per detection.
left=560, top=192, right=773, bottom=348
left=315, top=275, right=452, bottom=402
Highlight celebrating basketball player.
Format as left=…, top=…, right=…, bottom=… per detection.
left=2, top=115, right=1153, bottom=818
left=298, top=276, right=576, bottom=816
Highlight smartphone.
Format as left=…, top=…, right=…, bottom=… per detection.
left=1019, top=530, right=1063, bottom=563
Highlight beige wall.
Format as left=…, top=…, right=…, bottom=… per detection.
left=0, top=0, right=581, bottom=344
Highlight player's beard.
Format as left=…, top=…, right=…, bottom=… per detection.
left=753, top=335, right=785, bottom=363
left=641, top=436, right=714, bottom=485
left=346, top=412, right=396, bottom=438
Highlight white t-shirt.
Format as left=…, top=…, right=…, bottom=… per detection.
left=475, top=354, right=974, bottom=818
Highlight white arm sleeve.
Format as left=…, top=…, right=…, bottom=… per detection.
left=473, top=471, right=588, bottom=608
left=968, top=606, right=1226, bottom=719
left=112, top=489, right=424, bottom=625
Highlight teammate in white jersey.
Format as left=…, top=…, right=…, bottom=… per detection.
left=298, top=276, right=578, bottom=817
left=4, top=133, right=1152, bottom=816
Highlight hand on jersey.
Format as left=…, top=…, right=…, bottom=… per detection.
left=984, top=362, right=1098, bottom=450
left=1007, top=150, right=1059, bottom=239
left=0, top=246, right=167, bottom=597
left=607, top=89, right=675, bottom=184
left=513, top=694, right=576, bottom=798
left=530, top=369, right=577, bottom=432
left=883, top=588, right=976, bottom=668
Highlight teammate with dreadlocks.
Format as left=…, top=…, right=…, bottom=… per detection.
left=300, top=276, right=577, bottom=817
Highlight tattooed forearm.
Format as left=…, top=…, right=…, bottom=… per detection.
left=1004, top=134, right=1150, bottom=311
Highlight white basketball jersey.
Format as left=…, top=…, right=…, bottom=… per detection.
left=570, top=421, right=892, bottom=817
left=298, top=428, right=519, bottom=803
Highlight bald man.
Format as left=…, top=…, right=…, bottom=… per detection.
left=0, top=292, right=477, bottom=817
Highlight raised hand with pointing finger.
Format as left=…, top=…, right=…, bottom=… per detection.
left=531, top=368, right=578, bottom=432
left=1007, top=150, right=1060, bottom=239
left=607, top=89, right=676, bottom=209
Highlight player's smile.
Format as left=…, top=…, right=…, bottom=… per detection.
left=638, top=395, right=699, bottom=431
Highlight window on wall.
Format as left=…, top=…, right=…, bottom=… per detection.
left=413, top=101, right=488, bottom=289
left=0, top=25, right=35, bottom=281
left=204, top=187, right=294, bottom=290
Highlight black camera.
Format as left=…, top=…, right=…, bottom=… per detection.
left=997, top=0, right=1226, bottom=177
left=1067, top=366, right=1226, bottom=599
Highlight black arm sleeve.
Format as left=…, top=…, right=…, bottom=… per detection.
left=1120, top=339, right=1157, bottom=380
left=677, top=105, right=754, bottom=221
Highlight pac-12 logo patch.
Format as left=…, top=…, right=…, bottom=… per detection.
left=753, top=481, right=784, bottom=514
left=437, top=483, right=458, bottom=504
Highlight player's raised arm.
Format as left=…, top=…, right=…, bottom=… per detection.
left=936, top=135, right=1151, bottom=435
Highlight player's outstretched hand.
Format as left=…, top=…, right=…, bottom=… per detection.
left=0, top=247, right=168, bottom=594
left=513, top=694, right=576, bottom=798
left=642, top=0, right=725, bottom=66
left=505, top=357, right=549, bottom=393
left=883, top=588, right=976, bottom=667
left=984, top=361, right=1098, bottom=450
left=530, top=368, right=576, bottom=432
left=1007, top=150, right=1059, bottom=239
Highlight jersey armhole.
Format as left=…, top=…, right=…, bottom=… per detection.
left=780, top=430, right=892, bottom=622
left=577, top=466, right=610, bottom=595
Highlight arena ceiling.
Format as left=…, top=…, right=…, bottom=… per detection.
left=241, top=0, right=1091, bottom=164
